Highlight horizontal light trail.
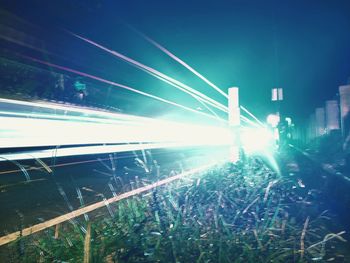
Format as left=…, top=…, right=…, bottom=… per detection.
left=0, top=160, right=225, bottom=246
left=0, top=110, right=140, bottom=126
left=0, top=113, right=232, bottom=149
left=0, top=156, right=118, bottom=175
left=0, top=100, right=262, bottom=164
left=70, top=33, right=228, bottom=113
left=0, top=115, right=148, bottom=147
left=21, top=55, right=224, bottom=123
left=0, top=142, right=227, bottom=162
left=0, top=99, right=233, bottom=162
left=0, top=98, right=169, bottom=124
left=137, top=31, right=228, bottom=99
left=0, top=100, right=263, bottom=163
left=0, top=98, right=226, bottom=131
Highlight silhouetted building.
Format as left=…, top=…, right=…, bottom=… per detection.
left=339, top=85, right=350, bottom=136
left=315, top=107, right=326, bottom=136
left=325, top=100, right=340, bottom=133
left=308, top=113, right=316, bottom=141
left=271, top=88, right=283, bottom=101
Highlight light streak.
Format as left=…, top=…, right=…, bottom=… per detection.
left=240, top=105, right=265, bottom=127
left=125, top=29, right=270, bottom=128
left=0, top=157, right=119, bottom=176
left=0, top=157, right=30, bottom=181
left=0, top=110, right=139, bottom=126
left=21, top=56, right=225, bottom=123
left=144, top=69, right=225, bottom=122
left=0, top=142, right=228, bottom=162
left=70, top=32, right=228, bottom=112
left=135, top=30, right=228, bottom=98
left=127, top=31, right=266, bottom=128
left=126, top=60, right=227, bottom=114
left=0, top=115, right=232, bottom=149
left=240, top=115, right=261, bottom=128
left=134, top=34, right=265, bottom=128
left=0, top=99, right=233, bottom=162
left=0, top=98, right=163, bottom=124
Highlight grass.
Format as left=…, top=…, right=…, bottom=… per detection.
left=4, top=157, right=347, bottom=262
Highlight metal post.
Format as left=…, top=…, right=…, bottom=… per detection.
left=228, top=87, right=240, bottom=162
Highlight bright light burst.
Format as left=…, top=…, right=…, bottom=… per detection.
left=0, top=98, right=233, bottom=161
left=240, top=127, right=276, bottom=154
left=1, top=28, right=279, bottom=169
left=0, top=20, right=285, bottom=250
left=0, top=115, right=232, bottom=148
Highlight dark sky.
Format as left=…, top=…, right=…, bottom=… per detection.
left=1, top=0, right=350, bottom=124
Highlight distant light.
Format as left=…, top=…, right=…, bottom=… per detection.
left=267, top=114, right=280, bottom=128
left=285, top=117, right=292, bottom=126
left=278, top=88, right=283, bottom=101
left=240, top=127, right=275, bottom=154
left=273, top=128, right=279, bottom=141
left=272, top=88, right=278, bottom=101
left=271, top=88, right=283, bottom=101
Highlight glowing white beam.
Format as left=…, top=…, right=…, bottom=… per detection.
left=0, top=115, right=232, bottom=149
left=0, top=110, right=139, bottom=126
left=0, top=99, right=233, bottom=156
left=0, top=97, right=152, bottom=123
left=0, top=142, right=223, bottom=162
left=1, top=97, right=209, bottom=125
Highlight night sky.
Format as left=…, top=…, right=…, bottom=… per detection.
left=1, top=0, right=350, bottom=124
